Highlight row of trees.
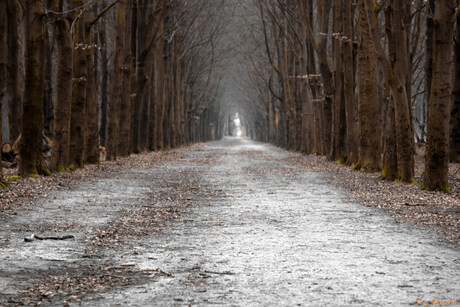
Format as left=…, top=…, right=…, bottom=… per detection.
left=237, top=0, right=459, bottom=192
left=0, top=0, right=227, bottom=183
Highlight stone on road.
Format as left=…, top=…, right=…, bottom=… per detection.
left=1, top=137, right=459, bottom=306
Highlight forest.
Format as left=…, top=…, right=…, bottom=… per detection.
left=0, top=1, right=460, bottom=305
left=0, top=0, right=459, bottom=193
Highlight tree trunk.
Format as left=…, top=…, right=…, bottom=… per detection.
left=155, top=25, right=165, bottom=150
left=50, top=0, right=73, bottom=171
left=149, top=56, right=157, bottom=151
left=118, top=1, right=133, bottom=157
left=450, top=8, right=460, bottom=162
left=364, top=0, right=414, bottom=182
left=356, top=0, right=381, bottom=172
left=425, top=0, right=435, bottom=140
left=84, top=19, right=99, bottom=164
left=390, top=0, right=414, bottom=182
left=382, top=95, right=398, bottom=180
left=129, top=0, right=138, bottom=153
left=0, top=0, right=6, bottom=183
left=43, top=23, right=54, bottom=139
left=423, top=0, right=456, bottom=192
left=70, top=2, right=87, bottom=168
left=20, top=0, right=49, bottom=176
left=100, top=26, right=108, bottom=148
left=106, top=1, right=125, bottom=160
left=318, top=2, right=333, bottom=157
left=343, top=0, right=358, bottom=165
left=7, top=0, right=21, bottom=142
left=331, top=0, right=347, bottom=162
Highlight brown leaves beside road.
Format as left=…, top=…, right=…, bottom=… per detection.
left=0, top=149, right=188, bottom=214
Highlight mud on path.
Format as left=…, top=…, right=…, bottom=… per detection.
left=1, top=137, right=459, bottom=306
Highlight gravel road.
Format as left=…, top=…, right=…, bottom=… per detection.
left=1, top=137, right=459, bottom=306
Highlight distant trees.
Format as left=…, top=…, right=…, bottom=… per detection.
left=240, top=0, right=458, bottom=192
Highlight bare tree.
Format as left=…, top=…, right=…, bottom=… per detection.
left=355, top=0, right=381, bottom=172
left=7, top=0, right=21, bottom=143
left=0, top=0, right=6, bottom=184
left=423, top=0, right=457, bottom=192
left=20, top=0, right=50, bottom=176
left=49, top=0, right=73, bottom=171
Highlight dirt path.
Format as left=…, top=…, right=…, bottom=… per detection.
left=1, top=137, right=459, bottom=306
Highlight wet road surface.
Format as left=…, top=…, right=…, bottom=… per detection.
left=1, top=137, right=459, bottom=306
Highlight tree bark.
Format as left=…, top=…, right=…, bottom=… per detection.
left=156, top=20, right=166, bottom=150
left=7, top=0, right=22, bottom=142
left=106, top=1, right=125, bottom=160
left=50, top=0, right=73, bottom=171
left=423, top=0, right=456, bottom=192
left=84, top=18, right=100, bottom=164
left=118, top=0, right=133, bottom=157
left=356, top=0, right=381, bottom=172
left=450, top=7, right=460, bottom=162
left=390, top=0, right=414, bottom=182
left=100, top=24, right=108, bottom=148
left=331, top=0, right=347, bottom=162
left=424, top=0, right=435, bottom=144
left=0, top=0, right=6, bottom=183
left=364, top=0, right=414, bottom=182
left=43, top=23, right=54, bottom=139
left=70, top=1, right=88, bottom=168
left=20, top=0, right=49, bottom=176
left=343, top=0, right=358, bottom=165
left=318, top=2, right=333, bottom=157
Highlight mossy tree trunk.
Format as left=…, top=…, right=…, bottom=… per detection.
left=20, top=0, right=49, bottom=177
left=356, top=0, right=381, bottom=172
left=7, top=0, right=22, bottom=143
left=50, top=0, right=73, bottom=171
left=423, top=0, right=456, bottom=192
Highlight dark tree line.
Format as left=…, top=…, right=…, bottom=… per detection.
left=0, top=0, right=226, bottom=183
left=235, top=0, right=459, bottom=193
left=0, top=0, right=458, bottom=194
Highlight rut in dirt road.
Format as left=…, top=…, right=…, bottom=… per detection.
left=1, top=137, right=459, bottom=306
